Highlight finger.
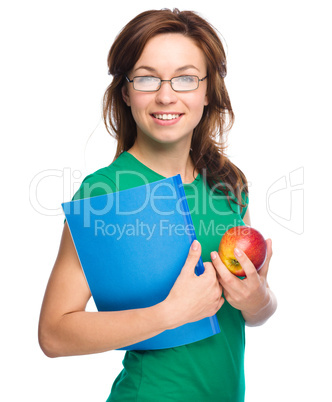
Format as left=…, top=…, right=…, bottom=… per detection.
left=217, top=295, right=225, bottom=311
left=258, top=238, right=273, bottom=279
left=203, top=261, right=216, bottom=275
left=182, top=240, right=202, bottom=276
left=210, top=251, right=239, bottom=287
left=219, top=281, right=224, bottom=297
left=233, top=247, right=258, bottom=281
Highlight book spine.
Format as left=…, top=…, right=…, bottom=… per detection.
left=173, top=175, right=204, bottom=276
left=173, top=175, right=220, bottom=335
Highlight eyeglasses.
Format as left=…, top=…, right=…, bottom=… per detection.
left=125, top=75, right=208, bottom=92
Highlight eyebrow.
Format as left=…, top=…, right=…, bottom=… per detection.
left=133, top=65, right=200, bottom=74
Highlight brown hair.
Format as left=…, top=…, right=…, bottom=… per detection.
left=103, top=8, right=248, bottom=210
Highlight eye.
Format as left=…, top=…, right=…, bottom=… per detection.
left=178, top=75, right=196, bottom=83
left=135, top=76, right=159, bottom=84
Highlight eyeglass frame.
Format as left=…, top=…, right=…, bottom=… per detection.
left=125, top=75, right=208, bottom=92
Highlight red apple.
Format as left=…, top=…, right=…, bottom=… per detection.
left=218, top=226, right=267, bottom=277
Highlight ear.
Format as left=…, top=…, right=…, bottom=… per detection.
left=121, top=85, right=131, bottom=106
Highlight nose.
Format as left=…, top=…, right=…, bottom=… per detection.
left=155, top=81, right=178, bottom=105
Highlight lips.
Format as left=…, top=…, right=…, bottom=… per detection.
left=150, top=111, right=184, bottom=127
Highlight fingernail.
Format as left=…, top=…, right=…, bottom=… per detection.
left=234, top=247, right=242, bottom=257
left=191, top=240, right=199, bottom=250
left=211, top=252, right=217, bottom=260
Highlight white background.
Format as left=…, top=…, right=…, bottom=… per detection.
left=1, top=0, right=331, bottom=401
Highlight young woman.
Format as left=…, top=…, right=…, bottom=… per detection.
left=39, top=9, right=277, bottom=401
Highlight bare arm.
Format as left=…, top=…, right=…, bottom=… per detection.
left=38, top=224, right=223, bottom=357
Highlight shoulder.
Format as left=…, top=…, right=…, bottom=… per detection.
left=72, top=155, right=129, bottom=201
left=72, top=167, right=117, bottom=201
left=72, top=151, right=148, bottom=201
left=225, top=160, right=249, bottom=219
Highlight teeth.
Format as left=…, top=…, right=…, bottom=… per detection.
left=153, top=114, right=180, bottom=120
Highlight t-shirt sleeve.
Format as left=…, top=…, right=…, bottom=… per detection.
left=63, top=172, right=117, bottom=224
left=240, top=191, right=249, bottom=219
left=72, top=172, right=117, bottom=201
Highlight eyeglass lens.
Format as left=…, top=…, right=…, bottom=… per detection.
left=133, top=75, right=200, bottom=91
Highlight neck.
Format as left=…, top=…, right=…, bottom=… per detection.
left=127, top=139, right=198, bottom=184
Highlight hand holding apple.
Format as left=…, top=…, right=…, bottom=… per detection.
left=210, top=235, right=276, bottom=325
left=218, top=226, right=267, bottom=277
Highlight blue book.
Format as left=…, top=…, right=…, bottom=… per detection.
left=62, top=174, right=220, bottom=350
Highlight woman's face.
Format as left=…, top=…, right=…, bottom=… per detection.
left=122, top=33, right=209, bottom=149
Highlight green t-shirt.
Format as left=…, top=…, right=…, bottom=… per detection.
left=73, top=151, right=248, bottom=402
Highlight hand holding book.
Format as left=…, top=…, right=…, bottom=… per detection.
left=164, top=240, right=224, bottom=330
left=62, top=175, right=221, bottom=350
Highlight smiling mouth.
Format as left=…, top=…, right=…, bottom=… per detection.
left=152, top=113, right=182, bottom=120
